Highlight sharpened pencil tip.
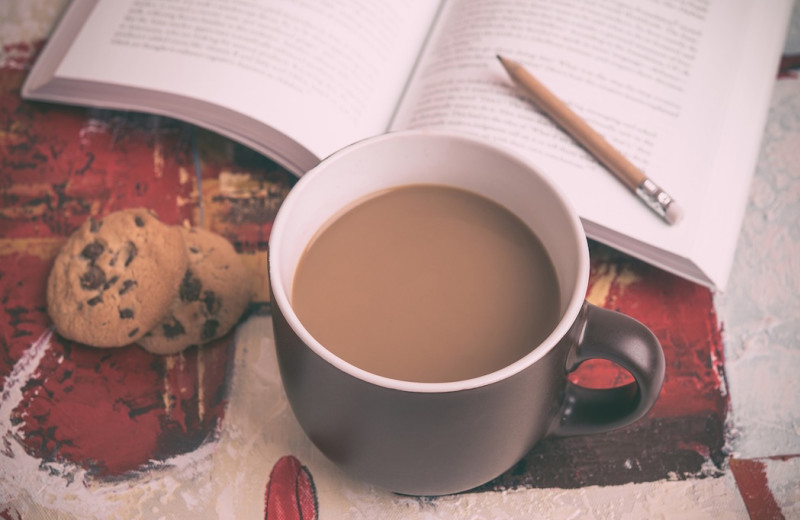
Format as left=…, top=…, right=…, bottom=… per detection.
left=497, top=55, right=515, bottom=73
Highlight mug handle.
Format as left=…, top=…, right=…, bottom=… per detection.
left=552, top=301, right=665, bottom=436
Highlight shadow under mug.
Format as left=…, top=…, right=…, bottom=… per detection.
left=268, top=130, right=665, bottom=496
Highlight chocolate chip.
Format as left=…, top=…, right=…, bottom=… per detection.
left=118, top=279, right=137, bottom=295
left=80, top=265, right=106, bottom=290
left=189, top=246, right=200, bottom=254
left=87, top=295, right=103, bottom=306
left=89, top=218, right=102, bottom=232
left=162, top=318, right=186, bottom=338
left=119, top=308, right=134, bottom=319
left=128, top=327, right=139, bottom=337
left=201, top=319, right=219, bottom=340
left=134, top=216, right=145, bottom=227
left=179, top=270, right=202, bottom=302
left=80, top=241, right=105, bottom=261
left=202, top=290, right=218, bottom=313
left=124, top=241, right=138, bottom=267
left=102, top=275, right=119, bottom=291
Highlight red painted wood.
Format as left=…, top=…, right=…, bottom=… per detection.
left=731, top=458, right=785, bottom=520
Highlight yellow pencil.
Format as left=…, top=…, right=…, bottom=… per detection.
left=497, top=55, right=683, bottom=225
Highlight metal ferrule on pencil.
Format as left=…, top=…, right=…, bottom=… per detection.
left=635, top=178, right=675, bottom=220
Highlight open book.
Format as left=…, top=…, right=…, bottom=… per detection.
left=23, top=0, right=793, bottom=290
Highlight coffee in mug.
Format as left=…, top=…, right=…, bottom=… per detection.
left=291, top=184, right=561, bottom=383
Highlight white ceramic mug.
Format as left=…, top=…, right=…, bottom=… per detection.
left=268, top=130, right=665, bottom=495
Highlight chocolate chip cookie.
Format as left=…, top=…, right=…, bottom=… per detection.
left=46, top=208, right=188, bottom=347
left=138, top=226, right=252, bottom=355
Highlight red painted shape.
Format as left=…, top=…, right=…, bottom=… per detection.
left=584, top=248, right=728, bottom=421
left=14, top=340, right=164, bottom=475
left=0, top=251, right=54, bottom=389
left=0, top=506, right=22, bottom=520
left=1, top=67, right=195, bottom=241
left=11, top=334, right=234, bottom=477
left=264, top=455, right=319, bottom=520
left=730, top=458, right=785, bottom=520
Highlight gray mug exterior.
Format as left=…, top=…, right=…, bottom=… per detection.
left=268, top=130, right=665, bottom=496
left=272, top=294, right=663, bottom=495
left=272, top=293, right=570, bottom=495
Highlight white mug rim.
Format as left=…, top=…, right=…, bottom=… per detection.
left=269, top=130, right=590, bottom=393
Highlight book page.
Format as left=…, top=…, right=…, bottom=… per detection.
left=392, top=0, right=784, bottom=286
left=54, top=0, right=439, bottom=161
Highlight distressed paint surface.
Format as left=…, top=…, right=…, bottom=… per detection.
left=715, top=76, right=800, bottom=461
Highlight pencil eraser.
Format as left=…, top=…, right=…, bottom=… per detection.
left=665, top=202, right=684, bottom=225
